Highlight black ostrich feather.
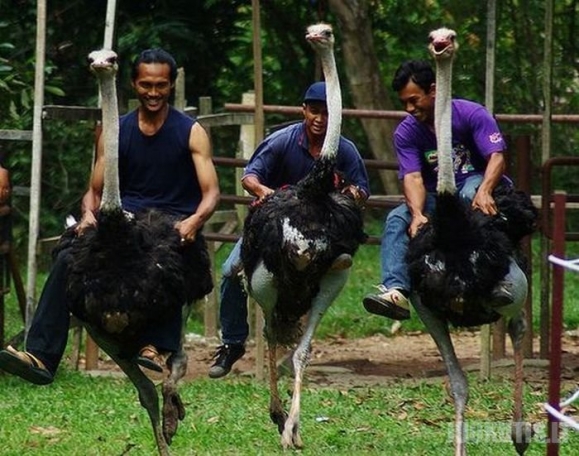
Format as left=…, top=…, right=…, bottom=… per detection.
left=408, top=183, right=537, bottom=327
left=492, top=182, right=538, bottom=244
left=65, top=208, right=212, bottom=339
left=241, top=156, right=366, bottom=346
left=408, top=192, right=513, bottom=327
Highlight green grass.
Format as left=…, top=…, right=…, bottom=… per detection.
left=1, top=369, right=578, bottom=455
left=2, top=219, right=579, bottom=455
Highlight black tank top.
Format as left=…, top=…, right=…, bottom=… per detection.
left=118, top=106, right=202, bottom=217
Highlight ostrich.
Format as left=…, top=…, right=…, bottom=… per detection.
left=240, top=23, right=366, bottom=449
left=406, top=28, right=536, bottom=455
left=65, top=49, right=212, bottom=456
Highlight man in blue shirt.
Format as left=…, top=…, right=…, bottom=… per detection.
left=209, top=81, right=370, bottom=378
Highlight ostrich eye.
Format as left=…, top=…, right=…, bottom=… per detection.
left=322, top=30, right=333, bottom=38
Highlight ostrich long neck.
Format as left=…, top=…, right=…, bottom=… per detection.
left=434, top=57, right=455, bottom=194
left=98, top=71, right=121, bottom=211
left=319, top=49, right=341, bottom=159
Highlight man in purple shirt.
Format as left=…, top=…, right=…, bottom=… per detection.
left=209, top=81, right=370, bottom=378
left=363, top=59, right=516, bottom=321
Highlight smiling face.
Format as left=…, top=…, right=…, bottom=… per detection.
left=398, top=79, right=435, bottom=125
left=131, top=62, right=174, bottom=114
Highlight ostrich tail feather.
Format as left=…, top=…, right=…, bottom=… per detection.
left=493, top=183, right=538, bottom=243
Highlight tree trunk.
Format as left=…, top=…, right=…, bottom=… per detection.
left=328, top=0, right=400, bottom=195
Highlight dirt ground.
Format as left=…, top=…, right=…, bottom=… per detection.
left=179, top=329, right=579, bottom=388
left=81, top=327, right=579, bottom=390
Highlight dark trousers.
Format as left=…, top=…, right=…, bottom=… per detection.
left=26, top=247, right=182, bottom=375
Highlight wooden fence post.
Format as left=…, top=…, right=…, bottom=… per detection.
left=238, top=91, right=265, bottom=380
left=198, top=96, right=220, bottom=340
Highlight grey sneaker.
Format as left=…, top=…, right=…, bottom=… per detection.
left=208, top=344, right=246, bottom=378
left=363, top=285, right=411, bottom=321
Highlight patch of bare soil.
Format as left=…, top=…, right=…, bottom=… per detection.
left=182, top=330, right=579, bottom=389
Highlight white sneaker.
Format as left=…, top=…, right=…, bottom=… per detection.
left=362, top=285, right=410, bottom=320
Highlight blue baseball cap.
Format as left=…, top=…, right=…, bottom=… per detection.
left=303, top=81, right=326, bottom=103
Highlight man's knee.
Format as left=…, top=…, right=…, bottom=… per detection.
left=386, top=204, right=411, bottom=225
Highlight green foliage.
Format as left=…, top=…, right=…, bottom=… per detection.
left=1, top=0, right=578, bottom=260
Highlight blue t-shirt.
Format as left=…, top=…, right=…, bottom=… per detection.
left=394, top=99, right=507, bottom=192
left=243, top=121, right=370, bottom=196
left=118, top=107, right=202, bottom=217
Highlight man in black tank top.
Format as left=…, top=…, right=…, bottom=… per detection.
left=0, top=49, right=220, bottom=384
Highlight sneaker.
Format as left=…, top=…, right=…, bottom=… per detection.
left=490, top=281, right=514, bottom=307
left=0, top=346, right=54, bottom=385
left=208, top=344, right=246, bottom=379
left=363, top=285, right=411, bottom=321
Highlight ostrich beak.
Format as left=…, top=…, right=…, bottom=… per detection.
left=429, top=39, right=455, bottom=56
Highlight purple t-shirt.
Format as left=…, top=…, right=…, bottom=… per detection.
left=394, top=99, right=507, bottom=192
left=242, top=121, right=370, bottom=196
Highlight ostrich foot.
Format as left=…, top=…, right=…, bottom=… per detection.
left=162, top=383, right=186, bottom=445
left=511, top=421, right=533, bottom=455
left=269, top=409, right=288, bottom=435
left=281, top=420, right=303, bottom=450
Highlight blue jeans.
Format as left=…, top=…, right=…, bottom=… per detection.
left=219, top=239, right=249, bottom=345
left=380, top=174, right=484, bottom=291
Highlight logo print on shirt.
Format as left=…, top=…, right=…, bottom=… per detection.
left=424, top=146, right=474, bottom=175
left=489, top=132, right=503, bottom=144
left=424, top=149, right=438, bottom=165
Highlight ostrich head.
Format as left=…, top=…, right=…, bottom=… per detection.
left=88, top=49, right=119, bottom=80
left=305, top=22, right=335, bottom=51
left=428, top=27, right=459, bottom=60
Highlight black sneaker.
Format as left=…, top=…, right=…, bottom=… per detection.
left=208, top=344, right=246, bottom=379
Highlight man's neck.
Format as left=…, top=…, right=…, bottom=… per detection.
left=307, top=132, right=325, bottom=158
left=138, top=104, right=170, bottom=136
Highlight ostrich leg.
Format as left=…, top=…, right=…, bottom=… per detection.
left=412, top=296, right=468, bottom=456
left=163, top=349, right=187, bottom=444
left=507, top=313, right=532, bottom=455
left=162, top=303, right=193, bottom=443
left=108, top=352, right=169, bottom=456
left=281, top=268, right=350, bottom=450
left=85, top=327, right=169, bottom=455
left=247, top=262, right=288, bottom=435
left=267, top=342, right=287, bottom=434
